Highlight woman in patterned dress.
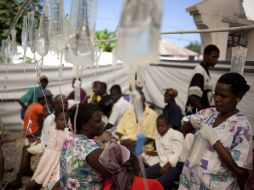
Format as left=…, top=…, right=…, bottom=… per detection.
left=179, top=72, right=252, bottom=190
left=60, top=103, right=109, bottom=190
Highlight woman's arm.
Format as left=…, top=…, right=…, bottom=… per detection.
left=86, top=148, right=111, bottom=176
left=213, top=141, right=248, bottom=190
left=199, top=125, right=249, bottom=190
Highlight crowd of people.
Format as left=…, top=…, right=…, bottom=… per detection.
left=0, top=44, right=252, bottom=190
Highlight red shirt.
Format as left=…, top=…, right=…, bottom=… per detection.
left=103, top=176, right=164, bottom=190
left=67, top=88, right=87, bottom=103
left=23, top=103, right=43, bottom=136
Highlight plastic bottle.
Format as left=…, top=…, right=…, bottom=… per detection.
left=135, top=133, right=146, bottom=155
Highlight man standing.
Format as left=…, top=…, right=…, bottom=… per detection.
left=185, top=44, right=220, bottom=115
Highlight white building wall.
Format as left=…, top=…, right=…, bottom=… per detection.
left=188, top=0, right=254, bottom=61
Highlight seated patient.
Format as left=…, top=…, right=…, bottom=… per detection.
left=26, top=109, right=69, bottom=190
left=146, top=114, right=186, bottom=190
left=99, top=142, right=164, bottom=190
left=60, top=103, right=109, bottom=190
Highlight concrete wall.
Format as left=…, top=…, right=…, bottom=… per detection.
left=187, top=0, right=254, bottom=61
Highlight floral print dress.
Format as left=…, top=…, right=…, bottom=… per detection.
left=179, top=108, right=253, bottom=190
left=60, top=134, right=103, bottom=190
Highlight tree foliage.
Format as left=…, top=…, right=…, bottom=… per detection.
left=0, top=0, right=42, bottom=46
left=185, top=41, right=201, bottom=54
left=95, top=30, right=116, bottom=52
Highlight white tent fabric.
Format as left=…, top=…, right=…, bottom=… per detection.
left=142, top=63, right=254, bottom=128
left=0, top=64, right=130, bottom=129
left=0, top=62, right=253, bottom=130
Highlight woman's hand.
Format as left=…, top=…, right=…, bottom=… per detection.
left=199, top=124, right=219, bottom=145
left=189, top=115, right=203, bottom=129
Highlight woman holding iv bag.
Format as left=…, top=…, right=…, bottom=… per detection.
left=179, top=72, right=252, bottom=190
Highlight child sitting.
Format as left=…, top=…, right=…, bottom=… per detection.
left=26, top=109, right=69, bottom=190
left=145, top=114, right=187, bottom=190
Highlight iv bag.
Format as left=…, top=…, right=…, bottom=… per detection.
left=231, top=46, right=248, bottom=75
left=116, top=0, right=162, bottom=68
left=27, top=11, right=36, bottom=53
left=22, top=16, right=28, bottom=52
left=116, top=0, right=162, bottom=124
left=1, top=39, right=10, bottom=64
left=184, top=115, right=208, bottom=168
left=188, top=132, right=208, bottom=168
left=68, top=0, right=97, bottom=41
left=36, top=1, right=49, bottom=57
left=65, top=0, right=96, bottom=69
left=10, top=29, right=17, bottom=56
left=49, top=0, right=64, bottom=53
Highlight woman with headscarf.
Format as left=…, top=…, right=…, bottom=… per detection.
left=163, top=88, right=182, bottom=131
left=99, top=142, right=164, bottom=190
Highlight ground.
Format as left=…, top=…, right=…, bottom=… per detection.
left=1, top=129, right=41, bottom=190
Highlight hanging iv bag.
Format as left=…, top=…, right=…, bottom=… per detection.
left=230, top=46, right=248, bottom=75
left=27, top=11, right=36, bottom=53
left=36, top=1, right=49, bottom=57
left=1, top=39, right=11, bottom=64
left=65, top=0, right=97, bottom=70
left=116, top=0, right=162, bottom=68
left=116, top=0, right=162, bottom=123
left=22, top=16, right=28, bottom=53
left=49, top=0, right=64, bottom=53
left=10, top=29, right=17, bottom=56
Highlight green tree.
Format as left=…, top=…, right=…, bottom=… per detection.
left=95, top=30, right=116, bottom=52
left=0, top=0, right=42, bottom=46
left=185, top=41, right=201, bottom=54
